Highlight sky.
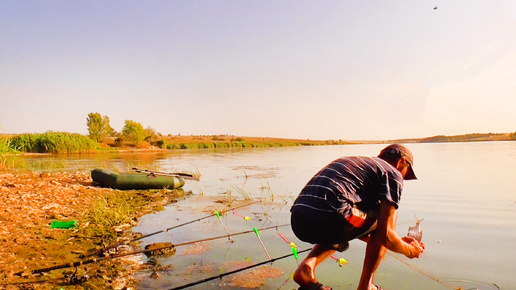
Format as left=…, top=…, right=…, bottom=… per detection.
left=1, top=1, right=516, bottom=140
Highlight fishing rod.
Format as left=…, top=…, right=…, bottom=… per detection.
left=1, top=276, right=69, bottom=287
left=130, top=199, right=262, bottom=243
left=19, top=224, right=289, bottom=276
left=170, top=247, right=312, bottom=290
left=88, top=200, right=263, bottom=256
left=252, top=227, right=271, bottom=260
left=214, top=211, right=234, bottom=242
left=82, top=200, right=262, bottom=259
left=132, top=167, right=200, bottom=181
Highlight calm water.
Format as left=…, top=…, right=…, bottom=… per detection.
left=14, top=142, right=516, bottom=289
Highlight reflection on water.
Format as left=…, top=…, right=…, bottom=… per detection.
left=11, top=142, right=516, bottom=289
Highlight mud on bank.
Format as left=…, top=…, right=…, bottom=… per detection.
left=0, top=170, right=187, bottom=289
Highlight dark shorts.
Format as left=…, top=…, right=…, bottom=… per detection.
left=291, top=210, right=377, bottom=252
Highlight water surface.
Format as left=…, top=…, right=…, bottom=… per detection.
left=14, top=142, right=516, bottom=289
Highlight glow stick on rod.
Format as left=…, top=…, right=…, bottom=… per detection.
left=330, top=254, right=348, bottom=267
left=214, top=211, right=234, bottom=242
left=232, top=211, right=250, bottom=221
left=253, top=227, right=272, bottom=260
left=276, top=231, right=299, bottom=264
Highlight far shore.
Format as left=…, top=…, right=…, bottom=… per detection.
left=1, top=132, right=515, bottom=155
left=78, top=131, right=516, bottom=151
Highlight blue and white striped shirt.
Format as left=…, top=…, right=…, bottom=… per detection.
left=291, top=156, right=404, bottom=220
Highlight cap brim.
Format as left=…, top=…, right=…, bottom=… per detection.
left=404, top=165, right=417, bottom=180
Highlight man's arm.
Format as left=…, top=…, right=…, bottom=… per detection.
left=376, top=198, right=424, bottom=258
left=358, top=198, right=425, bottom=289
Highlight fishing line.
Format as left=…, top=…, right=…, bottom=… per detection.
left=169, top=247, right=312, bottom=290
left=18, top=224, right=289, bottom=276
left=386, top=252, right=456, bottom=289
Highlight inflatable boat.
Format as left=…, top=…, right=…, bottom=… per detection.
left=91, top=169, right=185, bottom=190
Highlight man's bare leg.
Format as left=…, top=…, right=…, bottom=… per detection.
left=293, top=245, right=335, bottom=288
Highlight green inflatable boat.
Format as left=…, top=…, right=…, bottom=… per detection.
left=91, top=169, right=185, bottom=190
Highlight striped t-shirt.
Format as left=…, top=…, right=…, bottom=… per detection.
left=291, top=156, right=404, bottom=220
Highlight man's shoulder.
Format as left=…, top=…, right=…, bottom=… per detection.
left=340, top=156, right=401, bottom=178
left=333, top=156, right=389, bottom=168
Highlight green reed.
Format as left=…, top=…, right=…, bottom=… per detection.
left=0, top=136, right=16, bottom=154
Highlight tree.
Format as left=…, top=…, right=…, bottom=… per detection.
left=122, top=120, right=145, bottom=146
left=87, top=113, right=113, bottom=142
left=144, top=126, right=160, bottom=144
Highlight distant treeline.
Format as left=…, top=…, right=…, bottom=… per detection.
left=156, top=140, right=331, bottom=150
left=419, top=133, right=514, bottom=143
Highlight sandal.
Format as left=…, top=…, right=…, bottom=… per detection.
left=298, top=282, right=333, bottom=290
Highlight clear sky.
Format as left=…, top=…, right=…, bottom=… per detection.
left=1, top=1, right=516, bottom=140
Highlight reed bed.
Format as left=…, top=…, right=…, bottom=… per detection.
left=8, top=132, right=98, bottom=154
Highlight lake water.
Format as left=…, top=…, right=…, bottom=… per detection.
left=14, top=142, right=516, bottom=289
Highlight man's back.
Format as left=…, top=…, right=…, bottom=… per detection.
left=291, top=156, right=404, bottom=219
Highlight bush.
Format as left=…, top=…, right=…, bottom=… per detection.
left=144, top=127, right=160, bottom=144
left=114, top=137, right=124, bottom=147
left=166, top=143, right=181, bottom=149
left=154, top=140, right=167, bottom=149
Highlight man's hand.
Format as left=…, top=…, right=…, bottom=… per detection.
left=402, top=236, right=425, bottom=258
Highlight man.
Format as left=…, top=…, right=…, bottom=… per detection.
left=290, top=144, right=425, bottom=290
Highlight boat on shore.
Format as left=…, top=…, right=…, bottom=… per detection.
left=91, top=169, right=185, bottom=190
